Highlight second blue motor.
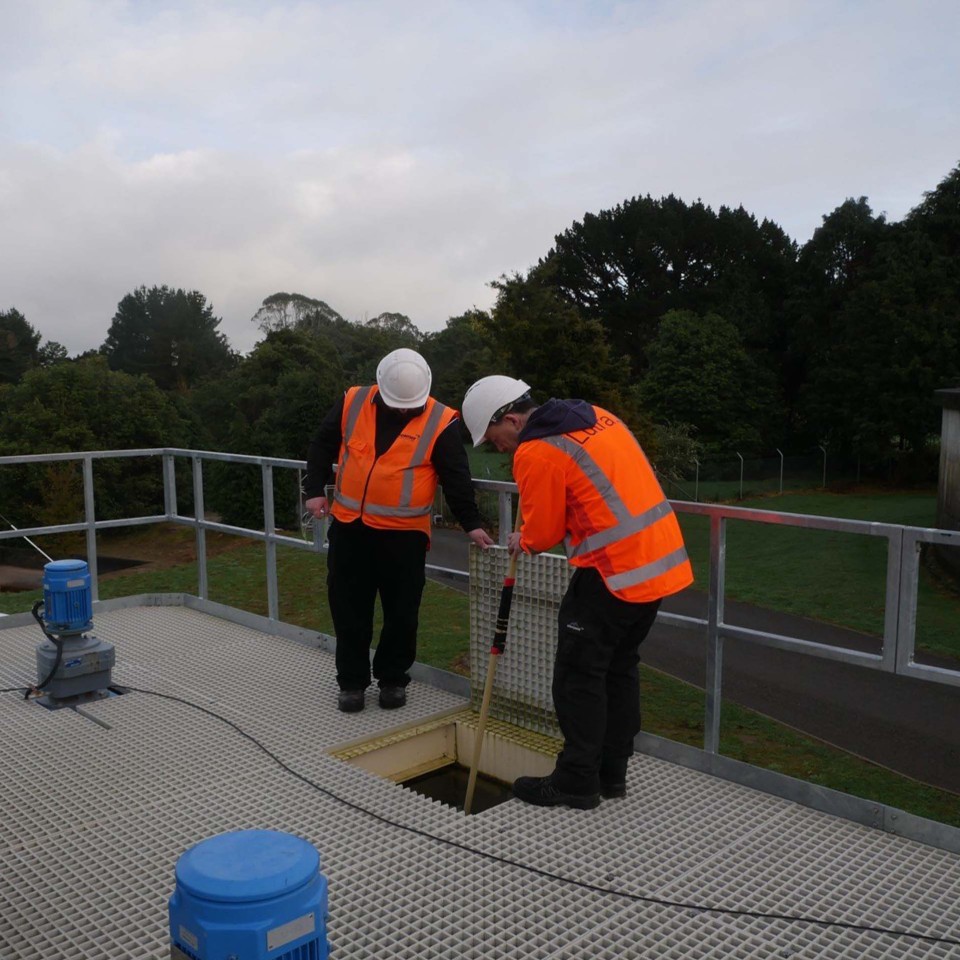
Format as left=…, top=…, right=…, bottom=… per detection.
left=169, top=829, right=330, bottom=960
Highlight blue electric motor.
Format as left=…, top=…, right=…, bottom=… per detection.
left=35, top=560, right=115, bottom=700
left=42, top=559, right=93, bottom=634
left=169, top=830, right=330, bottom=960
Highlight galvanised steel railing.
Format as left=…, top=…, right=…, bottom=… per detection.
left=1, top=448, right=958, bottom=759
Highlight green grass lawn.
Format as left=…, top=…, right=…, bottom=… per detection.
left=2, top=528, right=957, bottom=827
left=641, top=665, right=959, bottom=827
left=676, top=490, right=960, bottom=660
left=465, top=444, right=512, bottom=481
left=464, top=445, right=514, bottom=529
left=0, top=539, right=473, bottom=677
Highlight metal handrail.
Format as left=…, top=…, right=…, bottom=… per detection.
left=1, top=447, right=958, bottom=757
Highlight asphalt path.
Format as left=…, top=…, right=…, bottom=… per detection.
left=427, top=528, right=960, bottom=795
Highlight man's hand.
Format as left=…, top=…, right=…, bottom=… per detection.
left=507, top=531, right=524, bottom=556
left=305, top=496, right=329, bottom=518
left=467, top=527, right=495, bottom=549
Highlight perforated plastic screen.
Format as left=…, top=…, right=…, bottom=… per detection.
left=469, top=547, right=569, bottom=736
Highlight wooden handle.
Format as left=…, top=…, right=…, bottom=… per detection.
left=465, top=502, right=522, bottom=815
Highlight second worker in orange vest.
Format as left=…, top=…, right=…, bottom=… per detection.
left=462, top=375, right=694, bottom=809
left=305, top=349, right=494, bottom=713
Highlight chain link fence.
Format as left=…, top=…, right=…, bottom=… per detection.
left=659, top=451, right=868, bottom=502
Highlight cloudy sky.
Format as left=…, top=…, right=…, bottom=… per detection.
left=1, top=0, right=958, bottom=356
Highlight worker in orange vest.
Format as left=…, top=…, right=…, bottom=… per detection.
left=306, top=349, right=494, bottom=712
left=462, top=376, right=693, bottom=809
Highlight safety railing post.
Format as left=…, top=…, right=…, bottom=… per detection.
left=891, top=528, right=914, bottom=675
left=192, top=455, right=208, bottom=600
left=892, top=526, right=960, bottom=687
left=498, top=491, right=513, bottom=546
left=704, top=513, right=726, bottom=754
left=315, top=515, right=326, bottom=551
left=318, top=484, right=334, bottom=551
left=262, top=464, right=279, bottom=622
left=163, top=452, right=178, bottom=517
left=776, top=448, right=784, bottom=495
left=82, top=455, right=99, bottom=602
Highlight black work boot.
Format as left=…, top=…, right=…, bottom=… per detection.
left=378, top=685, right=407, bottom=709
left=600, top=781, right=627, bottom=799
left=512, top=775, right=600, bottom=810
left=600, top=759, right=628, bottom=799
left=337, top=689, right=365, bottom=713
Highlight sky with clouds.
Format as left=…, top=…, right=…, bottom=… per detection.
left=1, top=0, right=958, bottom=356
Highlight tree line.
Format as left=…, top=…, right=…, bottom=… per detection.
left=1, top=162, right=958, bottom=530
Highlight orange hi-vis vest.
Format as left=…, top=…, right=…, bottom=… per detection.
left=513, top=405, right=693, bottom=603
left=331, top=385, right=457, bottom=537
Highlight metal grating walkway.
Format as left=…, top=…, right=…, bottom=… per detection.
left=1, top=604, right=959, bottom=959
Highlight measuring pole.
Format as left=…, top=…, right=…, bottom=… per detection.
left=464, top=506, right=522, bottom=814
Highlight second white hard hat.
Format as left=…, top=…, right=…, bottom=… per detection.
left=376, top=348, right=432, bottom=408
left=462, top=375, right=532, bottom=446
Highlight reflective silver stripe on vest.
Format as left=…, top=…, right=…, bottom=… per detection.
left=604, top=546, right=690, bottom=592
left=336, top=385, right=374, bottom=497
left=539, top=434, right=673, bottom=559
left=333, top=491, right=361, bottom=510
left=363, top=502, right=433, bottom=518
left=569, top=499, right=673, bottom=558
left=398, top=400, right=450, bottom=509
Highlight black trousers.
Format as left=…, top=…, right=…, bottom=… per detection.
left=326, top=519, right=427, bottom=691
left=551, top=567, right=661, bottom=794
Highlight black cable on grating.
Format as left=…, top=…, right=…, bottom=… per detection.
left=29, top=600, right=63, bottom=698
left=3, top=683, right=958, bottom=947
left=96, top=686, right=960, bottom=950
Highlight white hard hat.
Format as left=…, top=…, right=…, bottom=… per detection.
left=462, top=375, right=532, bottom=446
left=376, top=348, right=432, bottom=408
